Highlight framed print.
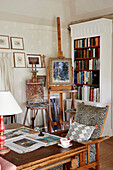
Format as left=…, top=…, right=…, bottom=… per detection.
left=37, top=75, right=46, bottom=86
left=0, top=35, right=10, bottom=49
left=49, top=58, right=72, bottom=85
left=27, top=54, right=41, bottom=68
left=13, top=52, right=26, bottom=68
left=11, top=37, right=24, bottom=50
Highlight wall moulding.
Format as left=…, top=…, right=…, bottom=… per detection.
left=69, top=12, right=113, bottom=26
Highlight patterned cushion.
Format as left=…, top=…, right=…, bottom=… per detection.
left=66, top=122, right=95, bottom=142
left=75, top=103, right=107, bottom=139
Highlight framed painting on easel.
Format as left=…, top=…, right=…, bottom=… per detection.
left=49, top=58, right=72, bottom=85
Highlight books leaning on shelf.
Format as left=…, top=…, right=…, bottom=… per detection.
left=74, top=48, right=100, bottom=58
left=74, top=59, right=100, bottom=70
left=75, top=85, right=100, bottom=102
left=74, top=37, right=100, bottom=48
left=74, top=71, right=99, bottom=85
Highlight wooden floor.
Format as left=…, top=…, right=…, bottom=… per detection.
left=100, top=136, right=113, bottom=170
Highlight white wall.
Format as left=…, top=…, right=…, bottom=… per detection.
left=0, top=0, right=71, bottom=28
left=70, top=0, right=113, bottom=22
left=0, top=20, right=70, bottom=126
left=0, top=0, right=113, bottom=129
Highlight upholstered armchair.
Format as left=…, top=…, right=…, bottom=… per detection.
left=52, top=102, right=109, bottom=170
left=67, top=102, right=109, bottom=169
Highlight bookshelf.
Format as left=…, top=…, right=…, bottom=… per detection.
left=74, top=36, right=100, bottom=102
left=69, top=18, right=112, bottom=136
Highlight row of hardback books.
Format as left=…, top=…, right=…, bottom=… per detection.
left=74, top=59, right=100, bottom=70
left=75, top=85, right=100, bottom=102
left=74, top=71, right=99, bottom=85
left=74, top=48, right=100, bottom=58
left=74, top=36, right=100, bottom=48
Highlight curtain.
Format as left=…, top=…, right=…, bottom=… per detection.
left=0, top=52, right=14, bottom=93
left=0, top=52, right=14, bottom=123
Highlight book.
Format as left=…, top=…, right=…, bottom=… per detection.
left=74, top=72, right=77, bottom=84
left=89, top=59, right=93, bottom=70
left=92, top=71, right=99, bottom=84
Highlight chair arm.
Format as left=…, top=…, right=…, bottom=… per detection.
left=82, top=136, right=110, bottom=145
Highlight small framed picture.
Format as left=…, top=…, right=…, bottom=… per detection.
left=27, top=54, right=41, bottom=68
left=13, top=52, right=26, bottom=68
left=37, top=75, right=46, bottom=86
left=49, top=58, right=72, bottom=85
left=11, top=37, right=24, bottom=50
left=0, top=35, right=10, bottom=49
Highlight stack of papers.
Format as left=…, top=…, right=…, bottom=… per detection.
left=4, top=127, right=61, bottom=154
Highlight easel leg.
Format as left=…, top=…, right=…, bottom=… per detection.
left=59, top=93, right=63, bottom=130
left=48, top=92, right=52, bottom=132
left=45, top=108, right=49, bottom=132
left=23, top=107, right=29, bottom=125
left=42, top=109, right=44, bottom=127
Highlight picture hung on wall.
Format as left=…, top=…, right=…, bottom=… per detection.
left=13, top=52, right=26, bottom=68
left=10, top=37, right=24, bottom=50
left=0, top=35, right=10, bottom=49
left=27, top=54, right=41, bottom=68
left=49, top=58, right=72, bottom=85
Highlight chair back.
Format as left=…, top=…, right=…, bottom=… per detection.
left=75, top=103, right=109, bottom=139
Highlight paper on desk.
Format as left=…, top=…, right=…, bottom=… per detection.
left=5, top=135, right=45, bottom=154
left=4, top=128, right=61, bottom=154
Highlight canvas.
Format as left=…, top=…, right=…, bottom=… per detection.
left=49, top=58, right=72, bottom=85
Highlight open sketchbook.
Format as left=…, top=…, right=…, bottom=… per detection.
left=4, top=127, right=61, bottom=154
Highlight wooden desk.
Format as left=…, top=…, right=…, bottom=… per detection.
left=4, top=123, right=87, bottom=170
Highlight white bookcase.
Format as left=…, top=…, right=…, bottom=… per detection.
left=68, top=18, right=112, bottom=136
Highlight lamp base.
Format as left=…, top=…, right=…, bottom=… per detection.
left=0, top=116, right=10, bottom=155
left=0, top=146, right=10, bottom=155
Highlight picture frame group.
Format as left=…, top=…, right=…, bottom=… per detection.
left=13, top=53, right=42, bottom=68
left=0, top=35, right=24, bottom=50
left=49, top=58, right=72, bottom=85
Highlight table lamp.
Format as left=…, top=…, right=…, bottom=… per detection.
left=0, top=91, right=22, bottom=154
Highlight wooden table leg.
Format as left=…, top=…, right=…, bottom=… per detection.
left=80, top=151, right=86, bottom=167
left=70, top=156, right=78, bottom=170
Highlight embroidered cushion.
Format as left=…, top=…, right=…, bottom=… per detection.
left=75, top=103, right=107, bottom=139
left=66, top=121, right=95, bottom=142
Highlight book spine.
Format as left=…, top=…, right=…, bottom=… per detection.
left=89, top=59, right=92, bottom=70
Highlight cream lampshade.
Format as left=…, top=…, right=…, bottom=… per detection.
left=0, top=91, right=22, bottom=154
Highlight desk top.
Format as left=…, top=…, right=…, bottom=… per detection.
left=4, top=123, right=87, bottom=170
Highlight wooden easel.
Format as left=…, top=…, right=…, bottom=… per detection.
left=47, top=17, right=76, bottom=132
left=23, top=63, right=49, bottom=129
